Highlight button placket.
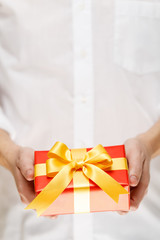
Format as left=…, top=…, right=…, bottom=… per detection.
left=72, top=0, right=94, bottom=239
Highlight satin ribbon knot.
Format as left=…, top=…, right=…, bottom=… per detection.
left=72, top=161, right=85, bottom=170
left=70, top=148, right=86, bottom=170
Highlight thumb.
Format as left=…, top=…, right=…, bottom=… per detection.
left=125, top=148, right=144, bottom=187
left=16, top=147, right=34, bottom=181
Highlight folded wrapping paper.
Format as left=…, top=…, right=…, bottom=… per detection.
left=26, top=142, right=130, bottom=216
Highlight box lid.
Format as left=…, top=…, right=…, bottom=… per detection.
left=34, top=145, right=129, bottom=192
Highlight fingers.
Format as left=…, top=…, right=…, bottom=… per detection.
left=16, top=147, right=34, bottom=181
left=45, top=215, right=57, bottom=220
left=15, top=166, right=35, bottom=204
left=118, top=138, right=151, bottom=215
left=14, top=147, right=35, bottom=204
left=118, top=159, right=149, bottom=214
left=50, top=215, right=57, bottom=219
left=130, top=159, right=150, bottom=211
left=117, top=211, right=128, bottom=215
left=125, top=139, right=145, bottom=187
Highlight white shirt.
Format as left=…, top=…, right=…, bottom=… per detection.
left=0, top=0, right=160, bottom=239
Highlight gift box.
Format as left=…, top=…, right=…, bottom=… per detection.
left=26, top=142, right=130, bottom=216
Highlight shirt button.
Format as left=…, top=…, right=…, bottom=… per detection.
left=81, top=96, right=87, bottom=103
left=80, top=49, right=87, bottom=58
left=78, top=3, right=85, bottom=11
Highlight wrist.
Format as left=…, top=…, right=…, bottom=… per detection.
left=0, top=129, right=20, bottom=171
left=136, top=133, right=153, bottom=160
left=5, top=142, right=20, bottom=172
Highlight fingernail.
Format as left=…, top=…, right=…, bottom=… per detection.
left=27, top=169, right=33, bottom=178
left=130, top=175, right=138, bottom=185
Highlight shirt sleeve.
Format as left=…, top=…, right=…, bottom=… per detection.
left=0, top=107, right=16, bottom=140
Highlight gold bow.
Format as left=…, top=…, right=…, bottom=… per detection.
left=26, top=142, right=128, bottom=216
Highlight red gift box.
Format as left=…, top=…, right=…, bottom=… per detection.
left=33, top=145, right=130, bottom=216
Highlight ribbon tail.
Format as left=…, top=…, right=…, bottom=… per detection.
left=84, top=164, right=129, bottom=203
left=25, top=163, right=74, bottom=216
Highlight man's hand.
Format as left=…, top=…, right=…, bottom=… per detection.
left=9, top=146, right=35, bottom=204
left=118, top=120, right=160, bottom=215
left=0, top=129, right=57, bottom=218
left=0, top=129, right=35, bottom=204
left=125, top=137, right=152, bottom=212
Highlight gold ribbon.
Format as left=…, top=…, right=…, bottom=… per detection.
left=25, top=141, right=128, bottom=216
